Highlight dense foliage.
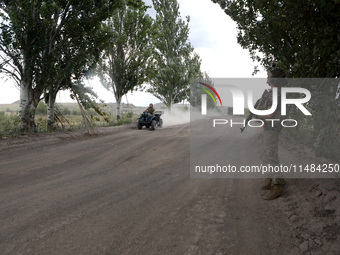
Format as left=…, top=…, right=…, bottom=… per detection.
left=212, top=0, right=340, bottom=158
left=0, top=0, right=141, bottom=131
left=97, top=1, right=154, bottom=119
left=148, top=0, right=201, bottom=108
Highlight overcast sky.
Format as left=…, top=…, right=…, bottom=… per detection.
left=0, top=0, right=266, bottom=106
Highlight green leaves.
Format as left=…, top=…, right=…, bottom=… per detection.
left=0, top=0, right=144, bottom=131
left=212, top=0, right=340, bottom=78
left=213, top=0, right=340, bottom=159
left=148, top=0, right=201, bottom=108
left=96, top=0, right=154, bottom=118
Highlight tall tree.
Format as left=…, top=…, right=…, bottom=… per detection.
left=40, top=6, right=112, bottom=130
left=211, top=0, right=340, bottom=77
left=97, top=1, right=154, bottom=119
left=212, top=0, right=340, bottom=158
left=149, top=0, right=201, bottom=108
left=0, top=0, right=44, bottom=132
left=0, top=0, right=141, bottom=132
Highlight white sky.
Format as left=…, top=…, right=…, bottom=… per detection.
left=0, top=0, right=266, bottom=106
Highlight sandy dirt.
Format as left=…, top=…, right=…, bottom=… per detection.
left=0, top=122, right=339, bottom=255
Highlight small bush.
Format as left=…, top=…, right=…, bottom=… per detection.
left=72, top=109, right=81, bottom=115
left=61, top=108, right=71, bottom=116
left=36, top=102, right=47, bottom=115
left=126, top=112, right=134, bottom=118
left=0, top=114, right=21, bottom=138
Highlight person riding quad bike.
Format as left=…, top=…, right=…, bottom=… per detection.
left=145, top=103, right=155, bottom=115
left=138, top=103, right=163, bottom=130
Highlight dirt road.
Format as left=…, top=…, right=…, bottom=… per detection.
left=0, top=123, right=339, bottom=254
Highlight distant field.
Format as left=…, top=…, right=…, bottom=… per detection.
left=0, top=104, right=19, bottom=112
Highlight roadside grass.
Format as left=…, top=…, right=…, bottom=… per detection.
left=0, top=113, right=21, bottom=139
left=0, top=103, right=143, bottom=139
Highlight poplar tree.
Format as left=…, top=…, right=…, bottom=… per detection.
left=97, top=1, right=154, bottom=119
left=149, top=0, right=201, bottom=108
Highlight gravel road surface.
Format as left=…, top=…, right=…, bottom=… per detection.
left=0, top=123, right=338, bottom=254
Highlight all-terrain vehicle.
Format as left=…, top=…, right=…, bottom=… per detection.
left=137, top=111, right=163, bottom=130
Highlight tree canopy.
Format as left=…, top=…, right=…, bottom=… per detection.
left=211, top=0, right=340, bottom=77
left=212, top=0, right=340, bottom=158
left=97, top=1, right=154, bottom=119
left=0, top=0, right=141, bottom=131
left=148, top=0, right=201, bottom=108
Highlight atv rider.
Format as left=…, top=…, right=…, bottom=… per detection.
left=145, top=103, right=155, bottom=115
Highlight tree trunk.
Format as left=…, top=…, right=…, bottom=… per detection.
left=19, top=80, right=37, bottom=133
left=19, top=53, right=41, bottom=133
left=19, top=80, right=30, bottom=132
left=116, top=96, right=122, bottom=120
left=30, top=98, right=39, bottom=131
left=47, top=92, right=57, bottom=131
left=313, top=84, right=338, bottom=158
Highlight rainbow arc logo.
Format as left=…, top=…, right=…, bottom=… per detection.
left=197, top=82, right=223, bottom=106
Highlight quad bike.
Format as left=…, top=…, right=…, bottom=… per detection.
left=137, top=111, right=163, bottom=130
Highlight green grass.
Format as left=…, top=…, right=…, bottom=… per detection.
left=0, top=114, right=21, bottom=138
left=0, top=102, right=166, bottom=138
left=0, top=103, right=142, bottom=138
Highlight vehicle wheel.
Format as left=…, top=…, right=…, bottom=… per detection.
left=158, top=119, right=163, bottom=128
left=151, top=120, right=156, bottom=130
left=137, top=121, right=142, bottom=129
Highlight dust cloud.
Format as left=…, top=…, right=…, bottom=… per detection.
left=160, top=105, right=190, bottom=127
